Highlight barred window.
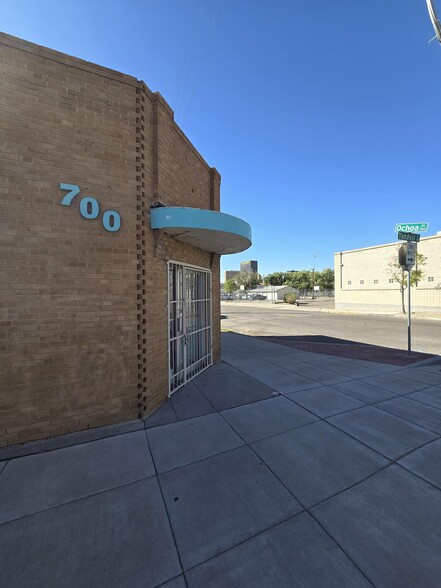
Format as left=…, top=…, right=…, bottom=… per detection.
left=374, top=279, right=378, bottom=284
left=360, top=280, right=364, bottom=284
left=428, top=277, right=434, bottom=282
left=389, top=279, right=394, bottom=283
left=347, top=281, right=351, bottom=285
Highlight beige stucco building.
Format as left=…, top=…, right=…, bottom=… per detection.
left=334, top=233, right=441, bottom=313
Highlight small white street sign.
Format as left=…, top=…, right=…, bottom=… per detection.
left=406, top=242, right=417, bottom=268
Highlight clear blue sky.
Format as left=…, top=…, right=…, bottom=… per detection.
left=2, top=0, right=440, bottom=276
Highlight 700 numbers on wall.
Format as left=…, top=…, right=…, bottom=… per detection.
left=59, top=183, right=121, bottom=232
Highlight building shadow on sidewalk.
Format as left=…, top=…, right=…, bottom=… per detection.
left=257, top=335, right=436, bottom=366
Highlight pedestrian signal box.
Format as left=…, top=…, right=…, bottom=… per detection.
left=398, top=242, right=416, bottom=270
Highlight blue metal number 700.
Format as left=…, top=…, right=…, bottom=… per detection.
left=60, top=183, right=80, bottom=206
left=59, top=182, right=122, bottom=233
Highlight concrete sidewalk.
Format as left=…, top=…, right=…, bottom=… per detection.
left=1, top=332, right=441, bottom=586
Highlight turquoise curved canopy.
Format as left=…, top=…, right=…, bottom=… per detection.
left=150, top=207, right=252, bottom=255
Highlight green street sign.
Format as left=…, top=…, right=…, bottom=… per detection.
left=398, top=231, right=420, bottom=242
left=395, top=222, right=428, bottom=233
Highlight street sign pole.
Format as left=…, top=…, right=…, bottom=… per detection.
left=398, top=238, right=417, bottom=355
left=395, top=223, right=425, bottom=354
left=405, top=241, right=417, bottom=355
left=407, top=268, right=411, bottom=354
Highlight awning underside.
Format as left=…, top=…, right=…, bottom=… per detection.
left=150, top=207, right=252, bottom=255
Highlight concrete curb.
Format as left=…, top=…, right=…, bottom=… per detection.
left=221, top=301, right=441, bottom=321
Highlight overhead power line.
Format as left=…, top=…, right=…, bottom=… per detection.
left=173, top=0, right=199, bottom=111
left=173, top=1, right=220, bottom=126
left=176, top=0, right=206, bottom=121
left=182, top=1, right=220, bottom=127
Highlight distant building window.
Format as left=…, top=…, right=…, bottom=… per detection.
left=347, top=281, right=351, bottom=285
left=389, top=279, right=394, bottom=283
left=360, top=280, right=364, bottom=284
left=374, top=279, right=378, bottom=284
left=428, top=277, right=434, bottom=282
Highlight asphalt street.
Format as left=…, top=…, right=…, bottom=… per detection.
left=221, top=303, right=441, bottom=356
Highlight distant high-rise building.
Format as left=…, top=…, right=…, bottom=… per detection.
left=224, top=270, right=240, bottom=282
left=240, top=260, right=258, bottom=274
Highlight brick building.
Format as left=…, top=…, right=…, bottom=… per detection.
left=334, top=233, right=441, bottom=312
left=0, top=33, right=251, bottom=446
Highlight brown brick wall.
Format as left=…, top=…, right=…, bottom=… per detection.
left=0, top=34, right=141, bottom=446
left=1, top=33, right=222, bottom=446
left=140, top=87, right=221, bottom=417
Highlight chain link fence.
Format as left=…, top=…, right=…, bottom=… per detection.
left=297, top=290, right=334, bottom=299
left=220, top=288, right=334, bottom=302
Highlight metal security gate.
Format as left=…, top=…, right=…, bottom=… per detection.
left=168, top=262, right=212, bottom=394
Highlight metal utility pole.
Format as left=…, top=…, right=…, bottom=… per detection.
left=311, top=255, right=316, bottom=299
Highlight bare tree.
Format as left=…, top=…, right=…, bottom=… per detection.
left=233, top=270, right=259, bottom=290
left=387, top=251, right=427, bottom=313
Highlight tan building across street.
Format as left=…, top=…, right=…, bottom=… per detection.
left=334, top=233, right=441, bottom=313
